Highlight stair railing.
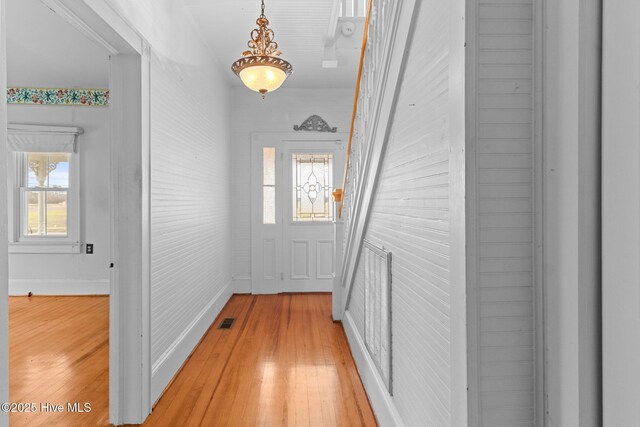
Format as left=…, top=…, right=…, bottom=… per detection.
left=332, top=0, right=419, bottom=314
left=333, top=0, right=373, bottom=219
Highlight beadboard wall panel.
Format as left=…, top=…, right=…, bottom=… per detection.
left=150, top=51, right=231, bottom=382
left=347, top=1, right=454, bottom=425
left=470, top=0, right=536, bottom=425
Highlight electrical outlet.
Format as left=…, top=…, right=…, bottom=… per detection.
left=86, top=243, right=94, bottom=254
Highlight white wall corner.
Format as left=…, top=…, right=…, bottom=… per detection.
left=232, top=276, right=251, bottom=294
left=0, top=0, right=9, bottom=423
left=150, top=279, right=233, bottom=405
left=448, top=0, right=468, bottom=422
left=109, top=51, right=150, bottom=425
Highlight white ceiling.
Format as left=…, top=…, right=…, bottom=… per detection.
left=182, top=0, right=363, bottom=89
left=5, top=0, right=359, bottom=90
left=6, top=0, right=109, bottom=88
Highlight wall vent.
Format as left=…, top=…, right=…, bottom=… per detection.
left=218, top=318, right=236, bottom=329
left=363, top=239, right=392, bottom=394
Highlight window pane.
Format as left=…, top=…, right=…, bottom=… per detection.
left=25, top=191, right=45, bottom=235
left=24, top=190, right=68, bottom=236
left=292, top=153, right=333, bottom=222
left=263, top=186, right=275, bottom=225
left=48, top=154, right=70, bottom=188
left=263, top=147, right=275, bottom=186
left=26, top=153, right=70, bottom=188
left=46, top=191, right=68, bottom=235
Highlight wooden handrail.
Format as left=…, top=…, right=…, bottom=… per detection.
left=333, top=0, right=373, bottom=218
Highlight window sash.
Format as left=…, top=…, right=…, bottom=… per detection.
left=10, top=152, right=80, bottom=246
left=20, top=187, right=69, bottom=192
left=19, top=188, right=70, bottom=239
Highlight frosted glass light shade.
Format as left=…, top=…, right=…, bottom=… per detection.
left=232, top=55, right=292, bottom=97
left=239, top=65, right=288, bottom=95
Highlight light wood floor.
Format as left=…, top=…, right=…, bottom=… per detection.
left=144, top=294, right=376, bottom=426
left=9, top=296, right=110, bottom=426
left=8, top=294, right=376, bottom=426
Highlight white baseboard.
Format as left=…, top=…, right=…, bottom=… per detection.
left=9, top=278, right=110, bottom=295
left=343, top=310, right=405, bottom=427
left=234, top=276, right=333, bottom=294
left=150, top=280, right=233, bottom=405
left=232, top=276, right=251, bottom=294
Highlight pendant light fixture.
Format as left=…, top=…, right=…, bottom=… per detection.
left=231, top=0, right=293, bottom=98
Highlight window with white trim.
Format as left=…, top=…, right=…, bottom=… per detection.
left=7, top=124, right=82, bottom=253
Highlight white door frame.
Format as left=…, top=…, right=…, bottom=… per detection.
left=541, top=0, right=603, bottom=424
left=0, top=1, right=152, bottom=424
left=250, top=132, right=347, bottom=300
left=0, top=1, right=9, bottom=424
left=602, top=0, right=640, bottom=424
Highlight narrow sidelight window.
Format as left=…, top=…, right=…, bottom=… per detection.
left=263, top=147, right=276, bottom=224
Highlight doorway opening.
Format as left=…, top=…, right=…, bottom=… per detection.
left=3, top=0, right=151, bottom=424
left=6, top=0, right=111, bottom=424
left=251, top=134, right=345, bottom=295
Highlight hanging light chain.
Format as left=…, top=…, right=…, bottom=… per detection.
left=242, top=0, right=282, bottom=58
left=260, top=0, right=267, bottom=53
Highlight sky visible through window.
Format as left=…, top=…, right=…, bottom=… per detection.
left=49, top=162, right=68, bottom=187
left=27, top=153, right=69, bottom=188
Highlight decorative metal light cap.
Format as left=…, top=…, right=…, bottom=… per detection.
left=231, top=0, right=293, bottom=98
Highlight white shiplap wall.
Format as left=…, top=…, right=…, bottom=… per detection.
left=150, top=52, right=231, bottom=382
left=230, top=88, right=352, bottom=292
left=347, top=0, right=454, bottom=424
left=104, top=0, right=233, bottom=402
left=469, top=0, right=536, bottom=425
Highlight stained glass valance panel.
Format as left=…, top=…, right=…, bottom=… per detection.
left=292, top=153, right=333, bottom=222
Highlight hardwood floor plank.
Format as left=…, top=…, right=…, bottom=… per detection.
left=145, top=295, right=255, bottom=426
left=9, top=294, right=376, bottom=426
left=147, top=294, right=376, bottom=426
left=9, top=296, right=109, bottom=427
